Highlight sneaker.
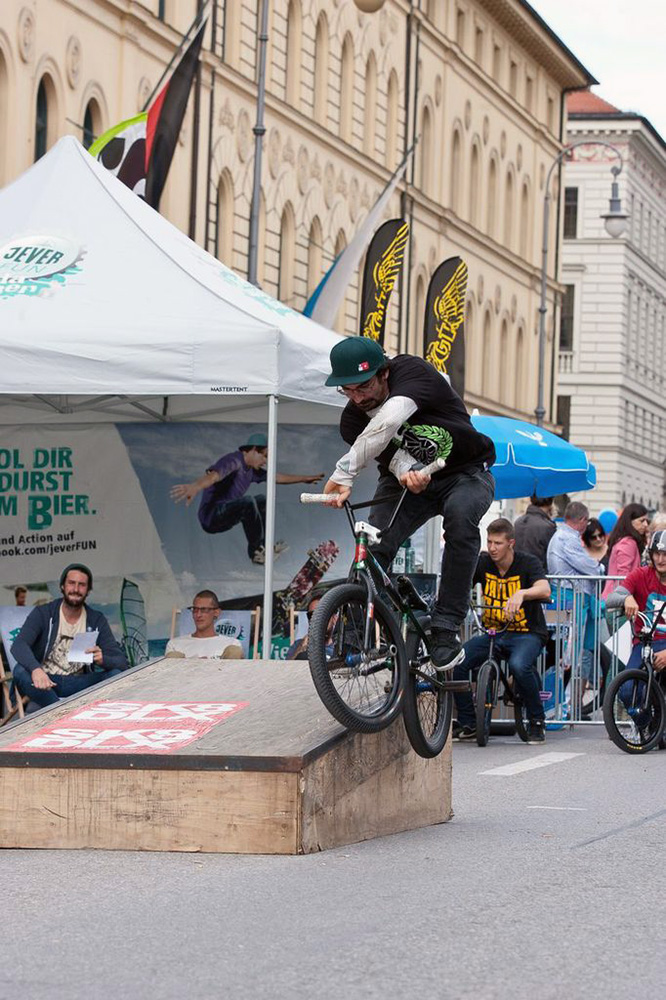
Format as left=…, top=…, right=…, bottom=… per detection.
left=251, top=546, right=266, bottom=565
left=273, top=540, right=289, bottom=558
left=453, top=725, right=477, bottom=741
left=526, top=721, right=546, bottom=744
left=430, top=628, right=465, bottom=671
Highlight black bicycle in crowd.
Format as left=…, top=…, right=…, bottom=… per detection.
left=603, top=604, right=666, bottom=754
left=467, top=608, right=532, bottom=746
left=300, top=460, right=469, bottom=759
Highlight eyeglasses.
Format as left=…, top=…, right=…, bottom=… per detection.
left=589, top=532, right=604, bottom=540
left=336, top=376, right=378, bottom=398
left=188, top=606, right=217, bottom=614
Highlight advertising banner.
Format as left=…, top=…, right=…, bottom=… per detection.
left=5, top=699, right=248, bottom=754
left=0, top=421, right=376, bottom=646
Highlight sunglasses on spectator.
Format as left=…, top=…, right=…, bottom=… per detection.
left=589, top=532, right=604, bottom=540
left=188, top=605, right=217, bottom=613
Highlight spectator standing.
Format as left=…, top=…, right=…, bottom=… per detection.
left=605, top=530, right=666, bottom=669
left=11, top=564, right=128, bottom=709
left=601, top=503, right=649, bottom=599
left=582, top=518, right=609, bottom=570
left=547, top=501, right=604, bottom=593
left=513, top=495, right=556, bottom=575
left=14, top=586, right=27, bottom=607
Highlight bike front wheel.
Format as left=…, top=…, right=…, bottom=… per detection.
left=602, top=668, right=666, bottom=754
left=402, top=629, right=452, bottom=758
left=475, top=659, right=498, bottom=747
left=308, top=584, right=407, bottom=733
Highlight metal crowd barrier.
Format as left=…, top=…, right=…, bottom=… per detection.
left=464, top=575, right=628, bottom=728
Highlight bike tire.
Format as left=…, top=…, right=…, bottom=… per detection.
left=513, top=693, right=530, bottom=743
left=308, top=583, right=406, bottom=733
left=402, top=629, right=452, bottom=758
left=475, top=659, right=498, bottom=747
left=602, top=668, right=666, bottom=754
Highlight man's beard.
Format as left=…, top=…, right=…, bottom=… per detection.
left=63, top=592, right=85, bottom=608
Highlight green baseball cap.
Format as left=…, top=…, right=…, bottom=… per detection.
left=325, top=337, right=387, bottom=387
left=240, top=432, right=268, bottom=449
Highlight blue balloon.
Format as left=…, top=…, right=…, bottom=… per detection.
left=598, top=508, right=618, bottom=534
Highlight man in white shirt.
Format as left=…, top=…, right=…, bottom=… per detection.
left=165, top=590, right=243, bottom=659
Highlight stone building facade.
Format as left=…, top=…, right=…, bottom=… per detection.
left=0, top=0, right=592, bottom=424
left=559, top=92, right=666, bottom=511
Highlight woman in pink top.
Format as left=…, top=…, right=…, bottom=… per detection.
left=602, top=503, right=649, bottom=598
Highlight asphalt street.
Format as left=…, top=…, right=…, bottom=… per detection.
left=1, top=724, right=664, bottom=1000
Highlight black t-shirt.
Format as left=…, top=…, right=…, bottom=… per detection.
left=475, top=551, right=548, bottom=642
left=340, top=354, right=495, bottom=478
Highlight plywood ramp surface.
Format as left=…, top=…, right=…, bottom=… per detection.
left=0, top=659, right=451, bottom=853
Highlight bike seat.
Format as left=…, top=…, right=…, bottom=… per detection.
left=395, top=574, right=429, bottom=613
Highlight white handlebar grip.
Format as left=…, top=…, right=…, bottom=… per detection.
left=421, top=457, right=447, bottom=476
left=300, top=493, right=333, bottom=504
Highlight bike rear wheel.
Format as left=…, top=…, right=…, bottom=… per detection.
left=308, top=583, right=406, bottom=733
left=402, top=629, right=452, bottom=758
left=602, top=668, right=666, bottom=754
left=475, top=659, right=498, bottom=747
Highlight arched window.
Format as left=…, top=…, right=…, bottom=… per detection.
left=487, top=156, right=498, bottom=237
left=419, top=104, right=433, bottom=197
left=334, top=229, right=347, bottom=333
left=223, top=2, right=241, bottom=68
left=519, top=180, right=530, bottom=259
left=465, top=297, right=478, bottom=394
left=363, top=53, right=377, bottom=156
left=469, top=142, right=480, bottom=226
left=285, top=0, right=302, bottom=107
left=35, top=78, right=49, bottom=161
left=450, top=129, right=462, bottom=215
left=385, top=71, right=399, bottom=168
left=482, top=310, right=493, bottom=398
left=499, top=319, right=511, bottom=407
left=340, top=34, right=354, bottom=143
left=307, top=217, right=323, bottom=295
left=278, top=203, right=296, bottom=305
left=313, top=14, right=329, bottom=125
left=504, top=170, right=514, bottom=250
left=410, top=273, right=427, bottom=355
left=515, top=325, right=525, bottom=410
left=82, top=98, right=102, bottom=150
left=215, top=170, right=234, bottom=265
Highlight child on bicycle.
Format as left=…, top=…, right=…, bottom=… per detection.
left=321, top=337, right=495, bottom=671
left=605, top=529, right=666, bottom=670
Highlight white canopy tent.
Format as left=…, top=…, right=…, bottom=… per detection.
left=0, top=137, right=346, bottom=652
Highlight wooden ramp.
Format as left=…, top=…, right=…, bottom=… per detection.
left=0, top=659, right=451, bottom=854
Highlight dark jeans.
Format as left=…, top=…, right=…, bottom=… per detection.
left=369, top=468, right=495, bottom=633
left=13, top=665, right=123, bottom=709
left=198, top=494, right=266, bottom=558
left=453, top=632, right=546, bottom=727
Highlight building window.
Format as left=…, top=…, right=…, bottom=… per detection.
left=385, top=71, right=399, bottom=168
left=340, top=34, right=354, bottom=143
left=547, top=95, right=555, bottom=133
left=456, top=7, right=466, bottom=49
left=35, top=78, right=52, bottom=162
left=82, top=99, right=102, bottom=150
left=525, top=73, right=534, bottom=113
left=509, top=59, right=518, bottom=98
left=313, top=14, right=329, bottom=125
left=419, top=104, right=433, bottom=196
left=363, top=54, right=377, bottom=156
left=278, top=204, right=296, bottom=306
left=285, top=0, right=302, bottom=108
left=492, top=43, right=501, bottom=83
left=559, top=285, right=575, bottom=351
left=157, top=0, right=165, bottom=20
left=563, top=187, right=578, bottom=239
left=475, top=26, right=484, bottom=65
left=557, top=395, right=571, bottom=440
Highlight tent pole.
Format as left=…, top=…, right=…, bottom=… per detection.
left=262, top=394, right=278, bottom=658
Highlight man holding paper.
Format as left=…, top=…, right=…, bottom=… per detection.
left=11, top=563, right=128, bottom=709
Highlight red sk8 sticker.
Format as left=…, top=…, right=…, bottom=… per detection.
left=358, top=361, right=370, bottom=371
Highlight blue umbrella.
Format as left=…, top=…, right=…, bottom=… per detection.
left=471, top=414, right=596, bottom=500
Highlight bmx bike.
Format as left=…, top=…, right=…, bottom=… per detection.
left=602, top=604, right=666, bottom=754
left=467, top=609, right=532, bottom=747
left=300, top=460, right=469, bottom=758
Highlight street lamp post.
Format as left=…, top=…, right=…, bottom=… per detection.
left=535, top=140, right=628, bottom=427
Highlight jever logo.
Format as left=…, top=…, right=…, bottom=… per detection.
left=0, top=235, right=85, bottom=300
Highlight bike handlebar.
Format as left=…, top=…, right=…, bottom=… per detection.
left=299, top=457, right=447, bottom=505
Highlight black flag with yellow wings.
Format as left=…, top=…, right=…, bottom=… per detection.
left=359, top=219, right=409, bottom=346
left=424, top=256, right=468, bottom=398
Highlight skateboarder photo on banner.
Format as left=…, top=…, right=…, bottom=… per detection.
left=170, top=432, right=324, bottom=565
left=322, top=337, right=496, bottom=670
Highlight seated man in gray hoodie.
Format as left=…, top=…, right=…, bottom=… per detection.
left=11, top=563, right=128, bottom=708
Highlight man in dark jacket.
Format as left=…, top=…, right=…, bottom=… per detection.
left=513, top=495, right=556, bottom=575
left=11, top=563, right=128, bottom=708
